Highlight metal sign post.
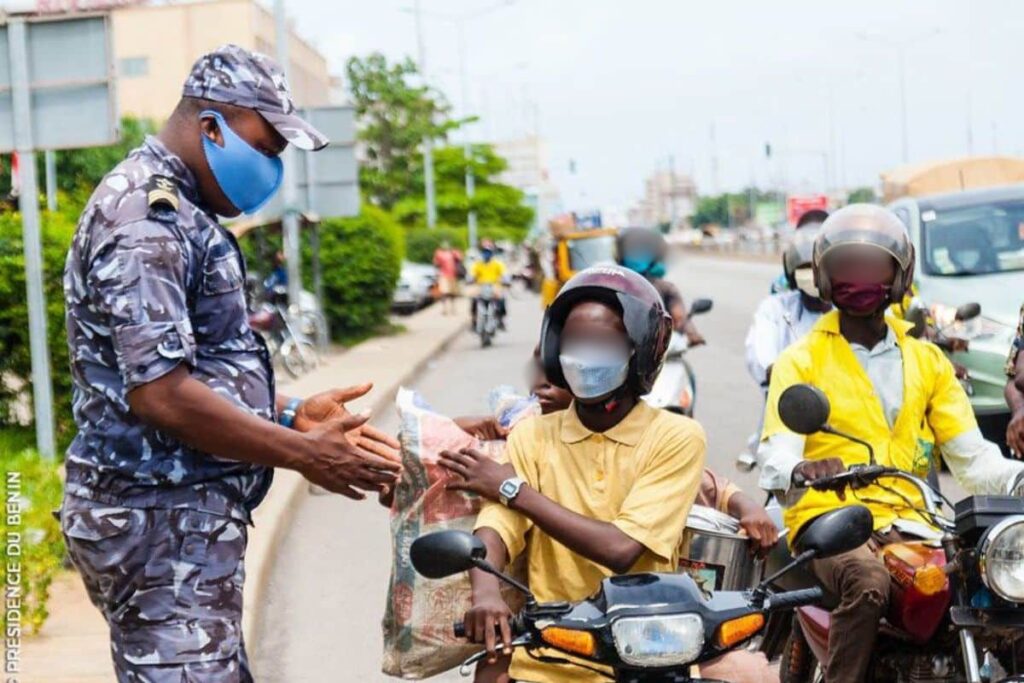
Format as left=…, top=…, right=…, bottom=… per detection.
left=9, top=18, right=53, bottom=457
left=0, top=12, right=117, bottom=458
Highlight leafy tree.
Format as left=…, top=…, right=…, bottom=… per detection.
left=346, top=53, right=463, bottom=210
left=391, top=144, right=533, bottom=231
left=847, top=186, right=878, bottom=204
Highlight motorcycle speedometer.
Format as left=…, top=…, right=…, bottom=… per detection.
left=610, top=613, right=704, bottom=668
left=979, top=516, right=1024, bottom=603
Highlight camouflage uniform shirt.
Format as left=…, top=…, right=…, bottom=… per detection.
left=63, top=136, right=274, bottom=523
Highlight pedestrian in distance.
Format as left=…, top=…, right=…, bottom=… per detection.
left=434, top=240, right=463, bottom=315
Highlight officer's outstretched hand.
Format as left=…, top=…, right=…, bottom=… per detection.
left=300, top=413, right=402, bottom=500
left=294, top=383, right=401, bottom=466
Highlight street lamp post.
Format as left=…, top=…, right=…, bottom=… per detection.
left=406, top=0, right=517, bottom=247
left=412, top=0, right=437, bottom=228
left=273, top=0, right=303, bottom=319
left=858, top=29, right=941, bottom=164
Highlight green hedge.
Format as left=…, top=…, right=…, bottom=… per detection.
left=0, top=210, right=76, bottom=446
left=0, top=448, right=65, bottom=634
left=319, top=205, right=404, bottom=341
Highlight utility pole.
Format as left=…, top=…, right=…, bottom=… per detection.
left=859, top=29, right=941, bottom=165
left=668, top=154, right=677, bottom=230
left=456, top=22, right=477, bottom=249
left=709, top=123, right=719, bottom=195
left=274, top=0, right=303, bottom=316
left=413, top=0, right=437, bottom=228
left=44, top=149, right=57, bottom=211
left=10, top=18, right=55, bottom=458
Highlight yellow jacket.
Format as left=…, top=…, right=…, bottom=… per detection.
left=762, top=310, right=976, bottom=542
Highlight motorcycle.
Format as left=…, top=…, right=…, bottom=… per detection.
left=409, top=508, right=872, bottom=682
left=644, top=298, right=713, bottom=417
left=475, top=284, right=501, bottom=348
left=247, top=285, right=319, bottom=378
left=766, top=383, right=1024, bottom=683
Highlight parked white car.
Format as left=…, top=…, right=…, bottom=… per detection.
left=392, top=261, right=439, bottom=313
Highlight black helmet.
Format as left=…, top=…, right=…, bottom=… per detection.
left=796, top=208, right=829, bottom=228
left=783, top=224, right=822, bottom=288
left=617, top=227, right=668, bottom=273
left=541, top=265, right=672, bottom=396
left=812, top=204, right=915, bottom=303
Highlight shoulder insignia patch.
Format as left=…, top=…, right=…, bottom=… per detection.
left=145, top=174, right=179, bottom=212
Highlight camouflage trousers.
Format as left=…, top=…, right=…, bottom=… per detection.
left=60, top=494, right=253, bottom=682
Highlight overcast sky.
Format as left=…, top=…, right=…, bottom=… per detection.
left=285, top=0, right=1024, bottom=211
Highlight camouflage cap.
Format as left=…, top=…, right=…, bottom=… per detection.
left=182, top=44, right=328, bottom=151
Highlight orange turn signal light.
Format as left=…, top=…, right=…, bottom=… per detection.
left=716, top=613, right=765, bottom=648
left=913, top=564, right=948, bottom=596
left=541, top=626, right=597, bottom=657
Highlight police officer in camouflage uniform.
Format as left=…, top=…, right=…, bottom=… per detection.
left=61, top=45, right=403, bottom=682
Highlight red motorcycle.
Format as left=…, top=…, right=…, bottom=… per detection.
left=767, top=384, right=1024, bottom=683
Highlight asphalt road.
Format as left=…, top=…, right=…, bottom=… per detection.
left=250, top=254, right=967, bottom=681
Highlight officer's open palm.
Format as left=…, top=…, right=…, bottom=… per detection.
left=300, top=413, right=402, bottom=500
left=294, top=383, right=401, bottom=465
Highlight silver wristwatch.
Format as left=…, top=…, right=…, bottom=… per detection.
left=498, top=477, right=526, bottom=507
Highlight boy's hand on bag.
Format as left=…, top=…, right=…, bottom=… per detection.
left=454, top=415, right=510, bottom=441
left=464, top=594, right=513, bottom=663
left=440, top=448, right=515, bottom=501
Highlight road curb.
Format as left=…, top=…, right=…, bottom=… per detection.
left=241, top=314, right=468, bottom=645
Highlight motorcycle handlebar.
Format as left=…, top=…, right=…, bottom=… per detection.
left=792, top=465, right=893, bottom=491
left=768, top=587, right=824, bottom=611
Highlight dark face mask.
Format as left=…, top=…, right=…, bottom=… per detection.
left=831, top=281, right=890, bottom=316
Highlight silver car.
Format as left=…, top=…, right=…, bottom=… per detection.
left=890, top=185, right=1024, bottom=448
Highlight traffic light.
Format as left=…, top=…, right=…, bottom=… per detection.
left=764, top=142, right=772, bottom=159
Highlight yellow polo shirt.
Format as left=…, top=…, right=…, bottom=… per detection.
left=475, top=400, right=706, bottom=683
left=762, top=310, right=976, bottom=543
left=471, top=259, right=506, bottom=285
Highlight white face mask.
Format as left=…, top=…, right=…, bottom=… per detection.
left=794, top=268, right=820, bottom=299
left=559, top=342, right=632, bottom=401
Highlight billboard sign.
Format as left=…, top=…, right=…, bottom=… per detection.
left=786, top=194, right=829, bottom=226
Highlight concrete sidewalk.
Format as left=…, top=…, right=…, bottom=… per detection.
left=17, top=303, right=467, bottom=683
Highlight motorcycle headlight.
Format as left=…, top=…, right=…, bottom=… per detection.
left=611, top=613, right=704, bottom=668
left=979, top=516, right=1024, bottom=603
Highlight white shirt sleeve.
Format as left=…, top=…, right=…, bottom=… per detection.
left=757, top=432, right=808, bottom=506
left=942, top=428, right=1024, bottom=495
left=745, top=297, right=782, bottom=388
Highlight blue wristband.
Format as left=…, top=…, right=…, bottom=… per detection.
left=279, top=397, right=302, bottom=429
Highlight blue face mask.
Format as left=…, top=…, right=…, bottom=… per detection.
left=481, top=250, right=494, bottom=262
left=201, top=110, right=284, bottom=214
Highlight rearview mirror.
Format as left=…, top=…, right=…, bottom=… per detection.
left=794, top=505, right=873, bottom=558
left=410, top=530, right=486, bottom=579
left=778, top=384, right=831, bottom=435
left=689, top=298, right=713, bottom=316
left=955, top=302, right=981, bottom=322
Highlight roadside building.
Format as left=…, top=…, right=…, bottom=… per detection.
left=628, top=170, right=697, bottom=229
left=493, top=135, right=563, bottom=235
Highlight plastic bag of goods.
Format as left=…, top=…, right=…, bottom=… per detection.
left=382, top=387, right=539, bottom=679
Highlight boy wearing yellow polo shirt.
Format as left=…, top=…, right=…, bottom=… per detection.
left=758, top=205, right=1024, bottom=683
left=440, top=266, right=706, bottom=683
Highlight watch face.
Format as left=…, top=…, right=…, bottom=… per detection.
left=500, top=481, right=517, bottom=497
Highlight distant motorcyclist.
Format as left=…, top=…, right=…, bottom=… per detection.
left=617, top=226, right=705, bottom=346
left=469, top=240, right=508, bottom=330
left=770, top=208, right=829, bottom=294
left=738, top=225, right=832, bottom=471
left=758, top=204, right=1024, bottom=683
left=746, top=223, right=831, bottom=391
